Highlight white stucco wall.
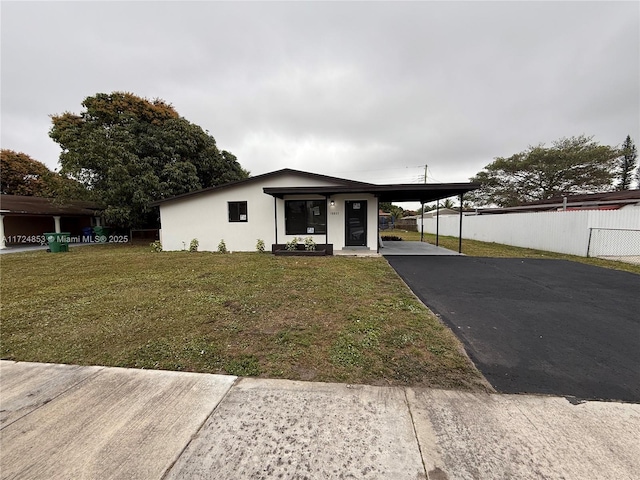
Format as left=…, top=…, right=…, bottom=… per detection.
left=159, top=173, right=379, bottom=252
left=416, top=208, right=640, bottom=257
left=325, top=194, right=379, bottom=251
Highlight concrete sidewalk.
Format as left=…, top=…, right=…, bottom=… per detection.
left=1, top=361, right=638, bottom=479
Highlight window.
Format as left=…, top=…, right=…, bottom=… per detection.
left=285, top=200, right=326, bottom=234
left=228, top=201, right=248, bottom=222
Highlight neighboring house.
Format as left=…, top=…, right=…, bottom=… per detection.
left=378, top=210, right=393, bottom=230
left=152, top=168, right=478, bottom=253
left=421, top=208, right=460, bottom=217
left=0, top=195, right=103, bottom=249
left=475, top=190, right=640, bottom=215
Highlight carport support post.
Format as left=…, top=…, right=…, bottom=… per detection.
left=0, top=215, right=5, bottom=249
left=458, top=193, right=463, bottom=253
left=53, top=216, right=61, bottom=234
left=420, top=202, right=424, bottom=242
left=436, top=202, right=440, bottom=246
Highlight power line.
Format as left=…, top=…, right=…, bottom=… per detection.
left=331, top=165, right=425, bottom=176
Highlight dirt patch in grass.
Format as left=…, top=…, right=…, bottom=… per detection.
left=0, top=244, right=488, bottom=390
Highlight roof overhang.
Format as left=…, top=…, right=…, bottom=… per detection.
left=263, top=183, right=480, bottom=203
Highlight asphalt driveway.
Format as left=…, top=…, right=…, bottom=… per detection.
left=385, top=256, right=640, bottom=402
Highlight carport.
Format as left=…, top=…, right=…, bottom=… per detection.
left=375, top=183, right=479, bottom=253
left=0, top=195, right=103, bottom=249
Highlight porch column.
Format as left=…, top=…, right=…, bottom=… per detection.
left=53, top=216, right=61, bottom=233
left=326, top=195, right=330, bottom=249
left=0, top=215, right=6, bottom=249
left=95, top=216, right=101, bottom=227
left=273, top=197, right=278, bottom=245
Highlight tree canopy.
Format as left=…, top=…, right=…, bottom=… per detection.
left=616, top=135, right=637, bottom=190
left=49, top=92, right=248, bottom=228
left=1, top=149, right=87, bottom=198
left=468, top=135, right=620, bottom=207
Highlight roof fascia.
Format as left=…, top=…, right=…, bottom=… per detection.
left=150, top=168, right=374, bottom=206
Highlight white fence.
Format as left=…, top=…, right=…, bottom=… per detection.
left=417, top=208, right=640, bottom=258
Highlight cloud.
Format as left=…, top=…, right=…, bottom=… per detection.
left=1, top=0, right=638, bottom=193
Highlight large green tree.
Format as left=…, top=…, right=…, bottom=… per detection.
left=0, top=149, right=87, bottom=198
left=49, top=92, right=248, bottom=228
left=468, top=135, right=619, bottom=207
left=616, top=135, right=637, bottom=190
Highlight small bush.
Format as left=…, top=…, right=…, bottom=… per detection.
left=285, top=237, right=300, bottom=251
left=304, top=236, right=316, bottom=251
left=256, top=239, right=266, bottom=253
left=150, top=240, right=162, bottom=252
left=381, top=235, right=403, bottom=241
left=189, top=238, right=199, bottom=252
left=217, top=239, right=228, bottom=254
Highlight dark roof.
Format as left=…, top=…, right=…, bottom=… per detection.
left=476, top=189, right=640, bottom=214
left=263, top=183, right=480, bottom=203
left=0, top=195, right=102, bottom=216
left=523, top=190, right=640, bottom=206
left=150, top=169, right=375, bottom=206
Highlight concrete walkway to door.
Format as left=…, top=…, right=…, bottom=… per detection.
left=380, top=240, right=462, bottom=255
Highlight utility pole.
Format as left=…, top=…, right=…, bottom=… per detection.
left=421, top=164, right=427, bottom=242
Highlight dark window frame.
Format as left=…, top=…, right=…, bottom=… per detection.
left=285, top=200, right=327, bottom=235
left=228, top=201, right=248, bottom=222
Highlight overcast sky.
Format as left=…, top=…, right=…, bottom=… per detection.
left=2, top=1, right=639, bottom=190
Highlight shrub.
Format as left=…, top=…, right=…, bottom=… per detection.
left=285, top=237, right=300, bottom=251
left=189, top=238, right=199, bottom=252
left=304, top=236, right=317, bottom=251
left=256, top=239, right=266, bottom=253
left=150, top=240, right=162, bottom=252
left=217, top=239, right=228, bottom=254
left=381, top=235, right=403, bottom=241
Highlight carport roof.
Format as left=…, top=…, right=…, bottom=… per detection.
left=0, top=195, right=102, bottom=216
left=263, top=183, right=480, bottom=203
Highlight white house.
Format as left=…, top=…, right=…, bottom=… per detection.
left=152, top=169, right=478, bottom=254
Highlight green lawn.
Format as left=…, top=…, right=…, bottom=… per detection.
left=383, top=229, right=640, bottom=275
left=0, top=244, right=488, bottom=390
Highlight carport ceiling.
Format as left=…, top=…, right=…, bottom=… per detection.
left=263, top=183, right=480, bottom=203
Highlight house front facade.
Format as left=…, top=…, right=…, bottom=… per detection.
left=153, top=169, right=479, bottom=254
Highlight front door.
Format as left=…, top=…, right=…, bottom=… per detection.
left=345, top=200, right=367, bottom=246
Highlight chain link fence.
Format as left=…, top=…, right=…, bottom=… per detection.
left=587, top=228, right=640, bottom=264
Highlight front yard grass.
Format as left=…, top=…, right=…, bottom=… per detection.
left=0, top=244, right=488, bottom=390
left=384, top=229, right=640, bottom=274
